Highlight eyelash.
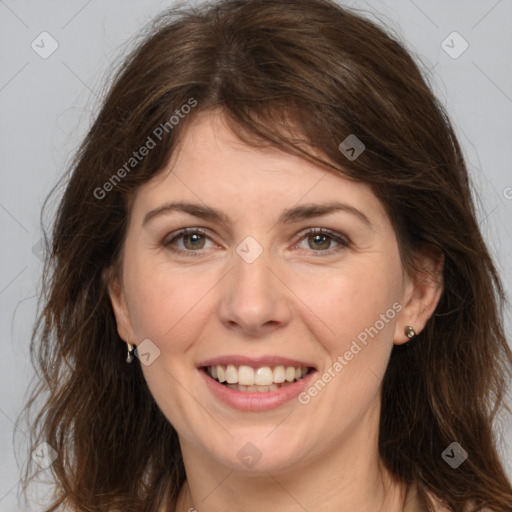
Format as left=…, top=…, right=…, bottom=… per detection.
left=162, top=227, right=350, bottom=257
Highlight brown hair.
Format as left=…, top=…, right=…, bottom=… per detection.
left=20, top=0, right=512, bottom=510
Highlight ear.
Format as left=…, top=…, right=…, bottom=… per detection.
left=394, top=248, right=444, bottom=345
left=104, top=265, right=136, bottom=345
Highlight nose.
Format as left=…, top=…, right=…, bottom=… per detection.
left=217, top=245, right=293, bottom=338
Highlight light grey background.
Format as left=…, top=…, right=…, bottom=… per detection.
left=1, top=0, right=511, bottom=510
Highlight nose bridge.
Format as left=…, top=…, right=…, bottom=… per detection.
left=218, top=234, right=291, bottom=334
left=234, top=239, right=272, bottom=293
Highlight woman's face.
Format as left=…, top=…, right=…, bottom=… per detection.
left=109, top=110, right=436, bottom=474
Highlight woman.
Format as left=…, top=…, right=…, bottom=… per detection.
left=22, top=0, right=512, bottom=510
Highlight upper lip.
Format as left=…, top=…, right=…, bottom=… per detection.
left=198, top=355, right=317, bottom=369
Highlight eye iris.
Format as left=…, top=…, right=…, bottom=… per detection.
left=309, top=234, right=330, bottom=250
left=184, top=233, right=205, bottom=250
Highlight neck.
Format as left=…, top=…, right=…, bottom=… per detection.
left=176, top=467, right=411, bottom=512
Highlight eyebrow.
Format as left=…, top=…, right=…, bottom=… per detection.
left=143, top=201, right=373, bottom=229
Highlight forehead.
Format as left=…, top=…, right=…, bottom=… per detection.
left=131, top=110, right=388, bottom=224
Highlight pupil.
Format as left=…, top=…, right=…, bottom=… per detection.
left=186, top=234, right=203, bottom=248
left=311, top=234, right=329, bottom=249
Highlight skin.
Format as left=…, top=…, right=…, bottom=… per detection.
left=108, top=110, right=444, bottom=512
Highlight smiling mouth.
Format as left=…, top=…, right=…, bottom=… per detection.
left=203, top=364, right=314, bottom=392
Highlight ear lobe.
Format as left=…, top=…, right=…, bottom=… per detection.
left=394, top=250, right=444, bottom=345
left=103, top=266, right=135, bottom=344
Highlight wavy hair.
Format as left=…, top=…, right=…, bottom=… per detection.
left=21, top=0, right=512, bottom=510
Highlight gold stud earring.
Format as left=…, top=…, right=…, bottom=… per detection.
left=126, top=343, right=135, bottom=363
left=404, top=326, right=416, bottom=340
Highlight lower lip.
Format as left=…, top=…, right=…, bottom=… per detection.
left=199, top=368, right=317, bottom=411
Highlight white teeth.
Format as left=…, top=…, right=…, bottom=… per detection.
left=254, top=366, right=273, bottom=386
left=207, top=364, right=311, bottom=389
left=238, top=365, right=255, bottom=386
left=225, top=364, right=237, bottom=384
left=273, top=365, right=286, bottom=383
left=285, top=366, right=296, bottom=382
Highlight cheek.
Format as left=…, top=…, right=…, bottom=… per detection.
left=122, top=251, right=217, bottom=349
left=298, top=258, right=403, bottom=358
left=295, top=263, right=402, bottom=430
